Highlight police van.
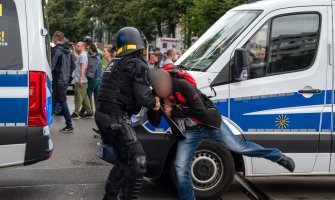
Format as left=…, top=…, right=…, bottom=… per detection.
left=0, top=0, right=53, bottom=168
left=134, top=0, right=335, bottom=199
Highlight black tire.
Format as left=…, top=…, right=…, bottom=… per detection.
left=169, top=139, right=235, bottom=200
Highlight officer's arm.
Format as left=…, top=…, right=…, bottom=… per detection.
left=132, top=63, right=156, bottom=109
left=147, top=109, right=161, bottom=127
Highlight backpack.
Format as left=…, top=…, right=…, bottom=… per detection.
left=163, top=64, right=216, bottom=110
left=162, top=64, right=197, bottom=87
left=86, top=54, right=99, bottom=79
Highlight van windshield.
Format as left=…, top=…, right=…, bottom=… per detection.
left=179, top=10, right=261, bottom=71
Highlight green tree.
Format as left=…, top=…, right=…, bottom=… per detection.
left=47, top=0, right=246, bottom=46
left=47, top=0, right=94, bottom=41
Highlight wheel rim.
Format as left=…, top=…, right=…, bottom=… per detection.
left=191, top=149, right=224, bottom=191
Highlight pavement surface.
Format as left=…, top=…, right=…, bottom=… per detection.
left=1, top=96, right=335, bottom=200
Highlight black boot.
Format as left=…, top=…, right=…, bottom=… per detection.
left=103, top=194, right=119, bottom=200
left=121, top=175, right=144, bottom=200
left=104, top=163, right=127, bottom=200
left=277, top=154, right=295, bottom=172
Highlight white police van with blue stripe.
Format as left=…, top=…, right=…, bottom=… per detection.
left=135, top=0, right=335, bottom=198
left=0, top=0, right=53, bottom=168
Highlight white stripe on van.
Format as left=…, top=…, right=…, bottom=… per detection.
left=15, top=123, right=26, bottom=127
left=0, top=123, right=26, bottom=127
left=0, top=71, right=27, bottom=75
left=0, top=87, right=28, bottom=98
left=243, top=104, right=327, bottom=116
left=5, top=123, right=15, bottom=127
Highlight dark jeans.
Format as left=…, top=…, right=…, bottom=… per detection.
left=53, top=103, right=62, bottom=114
left=57, top=101, right=72, bottom=128
left=175, top=121, right=283, bottom=200
left=87, top=79, right=101, bottom=109
left=80, top=79, right=100, bottom=113
left=52, top=83, right=72, bottom=128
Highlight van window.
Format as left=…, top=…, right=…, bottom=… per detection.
left=244, top=13, right=320, bottom=79
left=180, top=10, right=261, bottom=72
left=244, top=22, right=269, bottom=79
left=0, top=0, right=23, bottom=70
left=267, top=14, right=320, bottom=75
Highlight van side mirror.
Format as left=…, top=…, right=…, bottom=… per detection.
left=233, top=48, right=249, bottom=81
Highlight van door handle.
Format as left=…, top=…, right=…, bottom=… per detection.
left=298, top=89, right=321, bottom=94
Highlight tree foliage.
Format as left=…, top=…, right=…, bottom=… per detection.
left=47, top=0, right=94, bottom=41
left=47, top=0, right=246, bottom=46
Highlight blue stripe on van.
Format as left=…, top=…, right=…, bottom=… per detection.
left=0, top=73, right=28, bottom=87
left=143, top=90, right=334, bottom=133
left=0, top=98, right=27, bottom=124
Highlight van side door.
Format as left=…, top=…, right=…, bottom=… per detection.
left=229, top=6, right=329, bottom=174
left=0, top=0, right=29, bottom=167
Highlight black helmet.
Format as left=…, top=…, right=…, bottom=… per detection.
left=115, top=27, right=147, bottom=57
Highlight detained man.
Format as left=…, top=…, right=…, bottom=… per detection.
left=148, top=69, right=295, bottom=200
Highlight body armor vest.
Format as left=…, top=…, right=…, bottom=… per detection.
left=97, top=57, right=142, bottom=115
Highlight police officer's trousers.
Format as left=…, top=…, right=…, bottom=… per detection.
left=95, top=111, right=146, bottom=200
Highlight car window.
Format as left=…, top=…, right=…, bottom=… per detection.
left=267, top=14, right=320, bottom=75
left=243, top=13, right=320, bottom=79
left=244, top=22, right=269, bottom=79
left=179, top=10, right=262, bottom=72
left=0, top=0, right=23, bottom=70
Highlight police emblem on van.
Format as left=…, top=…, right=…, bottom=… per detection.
left=275, top=114, right=290, bottom=129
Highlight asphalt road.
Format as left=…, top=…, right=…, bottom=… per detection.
left=1, top=96, right=335, bottom=200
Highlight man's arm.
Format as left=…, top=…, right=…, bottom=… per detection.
left=51, top=48, right=61, bottom=71
left=79, top=63, right=85, bottom=86
left=171, top=79, right=206, bottom=118
left=78, top=54, right=86, bottom=86
left=70, top=53, right=76, bottom=75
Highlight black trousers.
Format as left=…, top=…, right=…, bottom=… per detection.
left=95, top=111, right=146, bottom=200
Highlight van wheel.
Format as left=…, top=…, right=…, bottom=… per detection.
left=170, top=140, right=235, bottom=200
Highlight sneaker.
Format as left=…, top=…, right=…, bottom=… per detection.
left=277, top=154, right=295, bottom=172
left=79, top=110, right=86, bottom=117
left=59, top=126, right=74, bottom=133
left=71, top=113, right=80, bottom=119
left=82, top=113, right=94, bottom=119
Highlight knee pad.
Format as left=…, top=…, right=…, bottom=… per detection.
left=131, top=155, right=147, bottom=174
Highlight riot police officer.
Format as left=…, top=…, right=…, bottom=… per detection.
left=95, top=27, right=160, bottom=200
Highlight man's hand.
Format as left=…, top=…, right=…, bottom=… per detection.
left=153, top=96, right=160, bottom=111
left=164, top=98, right=172, bottom=106
left=78, top=81, right=83, bottom=87
left=163, top=103, right=173, bottom=117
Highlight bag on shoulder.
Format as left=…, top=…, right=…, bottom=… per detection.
left=162, top=64, right=197, bottom=87
left=86, top=55, right=99, bottom=79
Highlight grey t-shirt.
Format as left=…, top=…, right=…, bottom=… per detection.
left=73, top=52, right=88, bottom=83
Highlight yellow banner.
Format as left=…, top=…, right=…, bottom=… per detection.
left=0, top=4, right=2, bottom=17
